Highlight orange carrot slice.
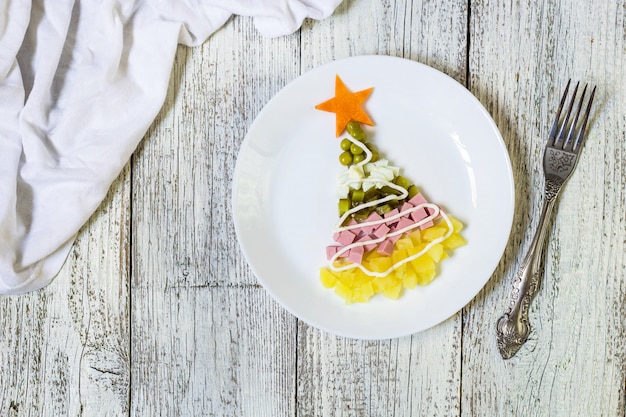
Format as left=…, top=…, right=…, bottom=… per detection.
left=315, top=75, right=374, bottom=137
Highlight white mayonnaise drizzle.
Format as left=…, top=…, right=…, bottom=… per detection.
left=330, top=136, right=453, bottom=277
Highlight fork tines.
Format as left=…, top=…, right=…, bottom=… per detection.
left=548, top=80, right=597, bottom=152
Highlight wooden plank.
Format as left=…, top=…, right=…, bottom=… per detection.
left=297, top=1, right=468, bottom=416
left=297, top=320, right=462, bottom=417
left=130, top=16, right=300, bottom=416
left=130, top=286, right=296, bottom=416
left=0, top=168, right=131, bottom=416
left=464, top=0, right=626, bottom=415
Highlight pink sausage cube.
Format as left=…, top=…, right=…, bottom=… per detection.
left=384, top=208, right=399, bottom=219
left=384, top=209, right=400, bottom=229
left=362, top=212, right=383, bottom=234
left=410, top=206, right=429, bottom=223
left=396, top=217, right=414, bottom=233
left=335, top=230, right=357, bottom=246
left=387, top=226, right=401, bottom=243
left=372, top=224, right=390, bottom=239
left=377, top=239, right=394, bottom=256
left=326, top=246, right=339, bottom=260
left=346, top=219, right=364, bottom=238
left=348, top=246, right=364, bottom=264
left=400, top=202, right=414, bottom=218
left=408, top=193, right=428, bottom=207
left=419, top=219, right=434, bottom=230
left=357, top=235, right=377, bottom=252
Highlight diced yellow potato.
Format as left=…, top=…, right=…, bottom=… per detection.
left=427, top=243, right=444, bottom=262
left=324, top=214, right=466, bottom=303
left=332, top=257, right=351, bottom=268
left=334, top=281, right=353, bottom=303
left=406, top=243, right=427, bottom=258
left=371, top=278, right=385, bottom=294
left=408, top=230, right=422, bottom=245
left=395, top=237, right=414, bottom=251
left=369, top=256, right=392, bottom=273
left=362, top=250, right=379, bottom=262
left=411, top=254, right=435, bottom=273
left=382, top=282, right=403, bottom=299
left=443, top=233, right=467, bottom=250
left=448, top=216, right=464, bottom=233
left=351, top=287, right=365, bottom=303
left=421, top=226, right=447, bottom=241
left=393, top=262, right=408, bottom=278
left=417, top=269, right=437, bottom=286
left=337, top=270, right=355, bottom=287
left=360, top=282, right=375, bottom=301
left=391, top=248, right=407, bottom=265
left=319, top=268, right=338, bottom=288
left=353, top=269, right=374, bottom=286
left=403, top=270, right=418, bottom=289
left=379, top=275, right=400, bottom=289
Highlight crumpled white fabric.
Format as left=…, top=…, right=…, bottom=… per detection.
left=0, top=0, right=342, bottom=294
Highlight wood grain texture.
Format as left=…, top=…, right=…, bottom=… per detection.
left=129, top=16, right=300, bottom=417
left=1, top=1, right=624, bottom=416
left=297, top=1, right=467, bottom=416
left=464, top=0, right=626, bottom=416
left=0, top=168, right=131, bottom=417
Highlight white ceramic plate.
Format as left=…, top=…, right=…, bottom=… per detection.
left=232, top=55, right=514, bottom=340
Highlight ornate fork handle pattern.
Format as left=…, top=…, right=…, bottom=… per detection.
left=495, top=81, right=595, bottom=359
left=496, top=176, right=562, bottom=359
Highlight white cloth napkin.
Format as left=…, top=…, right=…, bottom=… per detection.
left=0, top=0, right=342, bottom=294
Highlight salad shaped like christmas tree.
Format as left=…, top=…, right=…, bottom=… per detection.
left=316, top=76, right=467, bottom=303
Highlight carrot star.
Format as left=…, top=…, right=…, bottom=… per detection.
left=315, top=75, right=374, bottom=137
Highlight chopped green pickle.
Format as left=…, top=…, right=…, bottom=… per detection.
left=346, top=121, right=366, bottom=141
left=394, top=175, right=411, bottom=190
left=408, top=185, right=419, bottom=198
left=338, top=199, right=351, bottom=215
left=364, top=188, right=380, bottom=202
left=351, top=189, right=365, bottom=203
left=379, top=185, right=400, bottom=196
left=352, top=209, right=371, bottom=222
left=375, top=203, right=392, bottom=215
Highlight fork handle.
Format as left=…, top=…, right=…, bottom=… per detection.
left=496, top=184, right=559, bottom=359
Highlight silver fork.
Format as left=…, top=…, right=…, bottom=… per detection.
left=496, top=80, right=596, bottom=359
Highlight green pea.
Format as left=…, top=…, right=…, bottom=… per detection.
left=346, top=121, right=366, bottom=141
left=353, top=153, right=366, bottom=164
left=340, top=138, right=352, bottom=151
left=364, top=143, right=379, bottom=162
left=350, top=143, right=364, bottom=155
left=339, top=151, right=353, bottom=166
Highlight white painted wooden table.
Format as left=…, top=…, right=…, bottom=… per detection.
left=1, top=1, right=625, bottom=415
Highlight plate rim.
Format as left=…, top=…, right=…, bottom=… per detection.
left=232, top=55, right=514, bottom=340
